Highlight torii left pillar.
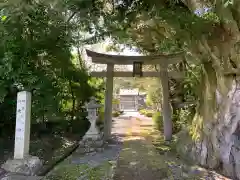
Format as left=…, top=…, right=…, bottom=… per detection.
left=104, top=63, right=114, bottom=140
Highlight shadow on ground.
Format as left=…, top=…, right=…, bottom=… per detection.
left=112, top=114, right=230, bottom=180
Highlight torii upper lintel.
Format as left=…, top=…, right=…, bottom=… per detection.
left=85, top=49, right=183, bottom=65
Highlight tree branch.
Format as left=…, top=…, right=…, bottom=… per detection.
left=67, top=11, right=77, bottom=23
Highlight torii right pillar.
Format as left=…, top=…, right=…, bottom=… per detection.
left=160, top=62, right=172, bottom=141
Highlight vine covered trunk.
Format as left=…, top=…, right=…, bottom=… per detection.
left=178, top=66, right=240, bottom=179
left=175, top=1, right=240, bottom=174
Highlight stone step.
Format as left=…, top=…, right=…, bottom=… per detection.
left=0, top=174, right=44, bottom=180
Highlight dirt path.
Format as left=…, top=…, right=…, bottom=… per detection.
left=112, top=112, right=231, bottom=180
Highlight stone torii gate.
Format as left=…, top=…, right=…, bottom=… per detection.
left=86, top=49, right=184, bottom=141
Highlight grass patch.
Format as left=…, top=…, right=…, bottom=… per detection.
left=44, top=159, right=113, bottom=180
left=139, top=109, right=155, bottom=117
left=149, top=131, right=211, bottom=180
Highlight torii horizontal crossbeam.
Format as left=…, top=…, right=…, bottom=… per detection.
left=90, top=71, right=183, bottom=78
left=86, top=49, right=183, bottom=65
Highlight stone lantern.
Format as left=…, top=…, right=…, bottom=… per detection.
left=83, top=97, right=102, bottom=140
left=78, top=97, right=104, bottom=153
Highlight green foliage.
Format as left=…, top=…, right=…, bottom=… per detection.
left=202, top=12, right=220, bottom=23
left=153, top=112, right=163, bottom=130
left=0, top=1, right=105, bottom=136
left=96, top=107, right=104, bottom=131
left=153, top=109, right=193, bottom=133
left=172, top=107, right=195, bottom=134
left=96, top=106, right=122, bottom=130
left=146, top=82, right=162, bottom=111
left=182, top=64, right=202, bottom=103
left=112, top=98, right=120, bottom=105
left=113, top=77, right=150, bottom=94
left=96, top=107, right=123, bottom=130
left=139, top=109, right=154, bottom=117
left=112, top=111, right=121, bottom=117
left=139, top=109, right=145, bottom=115
left=146, top=112, right=154, bottom=117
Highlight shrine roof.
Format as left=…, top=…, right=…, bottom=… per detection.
left=86, top=49, right=183, bottom=65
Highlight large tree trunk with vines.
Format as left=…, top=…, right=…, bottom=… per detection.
left=174, top=1, right=240, bottom=174
left=178, top=44, right=240, bottom=179
left=174, top=0, right=240, bottom=177
left=182, top=77, right=240, bottom=179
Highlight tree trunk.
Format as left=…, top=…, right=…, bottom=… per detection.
left=178, top=61, right=240, bottom=179
left=69, top=80, right=75, bottom=121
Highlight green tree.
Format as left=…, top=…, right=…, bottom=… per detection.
left=146, top=83, right=162, bottom=111
left=0, top=0, right=104, bottom=136
left=2, top=0, right=240, bottom=177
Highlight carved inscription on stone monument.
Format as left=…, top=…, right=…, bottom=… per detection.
left=14, top=91, right=31, bottom=159
left=15, top=99, right=25, bottom=142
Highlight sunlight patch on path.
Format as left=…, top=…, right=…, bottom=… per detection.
left=113, top=114, right=230, bottom=180
left=113, top=117, right=171, bottom=180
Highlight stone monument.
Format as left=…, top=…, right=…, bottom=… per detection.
left=1, top=91, right=42, bottom=175
left=78, top=97, right=104, bottom=153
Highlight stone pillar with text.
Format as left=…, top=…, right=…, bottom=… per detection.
left=1, top=91, right=42, bottom=175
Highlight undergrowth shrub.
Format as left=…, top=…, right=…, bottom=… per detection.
left=139, top=109, right=154, bottom=117
left=139, top=109, right=145, bottom=115
left=173, top=108, right=195, bottom=133
left=96, top=107, right=104, bottom=131
left=153, top=112, right=163, bottom=130
left=153, top=110, right=191, bottom=134
left=96, top=107, right=123, bottom=131
left=112, top=111, right=121, bottom=117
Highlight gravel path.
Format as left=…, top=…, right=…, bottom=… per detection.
left=112, top=112, right=231, bottom=180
